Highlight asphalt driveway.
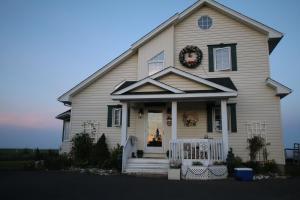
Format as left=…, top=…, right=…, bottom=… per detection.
left=0, top=170, right=299, bottom=200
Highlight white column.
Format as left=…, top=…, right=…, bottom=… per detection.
left=172, top=101, right=177, bottom=140
left=121, top=102, right=128, bottom=146
left=221, top=99, right=229, bottom=160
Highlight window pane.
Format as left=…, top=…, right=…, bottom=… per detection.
left=114, top=109, right=120, bottom=126
left=215, top=47, right=231, bottom=70
left=148, top=52, right=164, bottom=75
left=149, top=62, right=163, bottom=75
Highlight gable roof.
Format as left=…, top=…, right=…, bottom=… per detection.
left=111, top=67, right=237, bottom=95
left=58, top=0, right=282, bottom=103
left=113, top=77, right=185, bottom=95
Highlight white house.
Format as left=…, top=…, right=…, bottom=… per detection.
left=56, top=0, right=291, bottom=177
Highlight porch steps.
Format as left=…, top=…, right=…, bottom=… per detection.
left=143, top=153, right=166, bottom=158
left=124, top=158, right=169, bottom=174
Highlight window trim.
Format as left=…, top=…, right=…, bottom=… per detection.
left=213, top=46, right=232, bottom=71
left=112, top=108, right=122, bottom=127
left=148, top=51, right=165, bottom=75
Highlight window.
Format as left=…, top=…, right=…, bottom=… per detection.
left=112, top=108, right=121, bottom=127
left=148, top=52, right=164, bottom=75
left=198, top=16, right=212, bottom=30
left=62, top=120, right=70, bottom=141
left=82, top=121, right=99, bottom=137
left=214, top=47, right=231, bottom=71
left=212, top=105, right=231, bottom=132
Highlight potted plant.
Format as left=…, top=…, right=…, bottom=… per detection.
left=136, top=150, right=144, bottom=158
left=168, top=160, right=181, bottom=180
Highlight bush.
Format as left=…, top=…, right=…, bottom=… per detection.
left=247, top=136, right=266, bottom=161
left=192, top=161, right=203, bottom=166
left=243, top=161, right=263, bottom=174
left=44, top=153, right=72, bottom=170
left=110, top=144, right=123, bottom=171
left=285, top=164, right=300, bottom=177
left=226, top=148, right=243, bottom=176
left=71, top=133, right=93, bottom=166
left=91, top=134, right=110, bottom=167
left=262, top=160, right=279, bottom=174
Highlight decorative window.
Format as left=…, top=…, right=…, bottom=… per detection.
left=148, top=51, right=165, bottom=75
left=214, top=47, right=231, bottom=71
left=198, top=16, right=212, bottom=30
left=112, top=108, right=121, bottom=127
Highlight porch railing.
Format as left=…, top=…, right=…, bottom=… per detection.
left=122, top=135, right=137, bottom=173
left=169, top=139, right=224, bottom=165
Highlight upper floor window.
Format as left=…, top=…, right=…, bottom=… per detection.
left=214, top=47, right=231, bottom=71
left=148, top=51, right=165, bottom=75
left=207, top=43, right=237, bottom=72
left=198, top=16, right=212, bottom=30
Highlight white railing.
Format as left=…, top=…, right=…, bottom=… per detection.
left=122, top=135, right=137, bottom=172
left=169, top=139, right=224, bottom=165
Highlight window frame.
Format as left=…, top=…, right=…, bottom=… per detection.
left=198, top=15, right=213, bottom=30
left=212, top=105, right=231, bottom=133
left=213, top=46, right=232, bottom=71
left=112, top=108, right=122, bottom=127
left=62, top=120, right=70, bottom=141
left=148, top=51, right=165, bottom=75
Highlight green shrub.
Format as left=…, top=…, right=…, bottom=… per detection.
left=285, top=164, right=300, bottom=177
left=262, top=160, right=279, bottom=174
left=247, top=136, right=266, bottom=161
left=192, top=161, right=203, bottom=166
left=226, top=148, right=243, bottom=176
left=110, top=144, right=123, bottom=171
left=44, top=153, right=72, bottom=170
left=244, top=161, right=262, bottom=174
left=91, top=134, right=110, bottom=167
left=71, top=133, right=93, bottom=166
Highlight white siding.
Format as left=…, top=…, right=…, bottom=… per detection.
left=138, top=26, right=174, bottom=79
left=69, top=54, right=138, bottom=149
left=174, top=6, right=284, bottom=164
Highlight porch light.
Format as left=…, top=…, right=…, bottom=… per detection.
left=138, top=108, right=144, bottom=118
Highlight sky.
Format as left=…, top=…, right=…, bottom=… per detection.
left=0, top=0, right=299, bottom=149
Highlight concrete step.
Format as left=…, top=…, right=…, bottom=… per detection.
left=124, top=158, right=169, bottom=174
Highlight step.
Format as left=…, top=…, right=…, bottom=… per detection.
left=124, top=158, right=169, bottom=174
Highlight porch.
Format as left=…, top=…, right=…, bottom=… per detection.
left=120, top=100, right=229, bottom=174
left=110, top=67, right=237, bottom=174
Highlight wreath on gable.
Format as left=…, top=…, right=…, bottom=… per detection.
left=179, top=45, right=203, bottom=68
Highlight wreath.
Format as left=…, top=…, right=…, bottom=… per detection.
left=179, top=45, right=203, bottom=68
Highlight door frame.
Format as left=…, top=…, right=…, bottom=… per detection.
left=144, top=106, right=166, bottom=153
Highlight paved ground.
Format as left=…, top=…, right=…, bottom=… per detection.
left=0, top=171, right=299, bottom=200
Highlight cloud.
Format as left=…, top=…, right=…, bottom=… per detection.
left=0, top=112, right=60, bottom=129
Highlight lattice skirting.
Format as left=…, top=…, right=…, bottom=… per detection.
left=182, top=166, right=228, bottom=180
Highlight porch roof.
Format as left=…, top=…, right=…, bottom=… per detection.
left=111, top=67, right=238, bottom=101
left=56, top=110, right=71, bottom=120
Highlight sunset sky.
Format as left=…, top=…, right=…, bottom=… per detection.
left=0, top=0, right=299, bottom=149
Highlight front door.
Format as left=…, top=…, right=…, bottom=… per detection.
left=145, top=109, right=164, bottom=153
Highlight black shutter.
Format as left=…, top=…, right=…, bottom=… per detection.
left=229, top=103, right=237, bottom=132
left=230, top=44, right=237, bottom=71
left=208, top=46, right=214, bottom=72
left=107, top=105, right=113, bottom=127
left=127, top=106, right=130, bottom=127
left=207, top=104, right=213, bottom=132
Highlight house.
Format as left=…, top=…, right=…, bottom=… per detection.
left=56, top=0, right=292, bottom=176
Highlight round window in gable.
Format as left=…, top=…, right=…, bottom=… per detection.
left=198, top=16, right=212, bottom=30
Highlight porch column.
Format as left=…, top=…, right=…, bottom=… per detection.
left=172, top=101, right=177, bottom=140
left=121, top=102, right=128, bottom=146
left=221, top=99, right=229, bottom=160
